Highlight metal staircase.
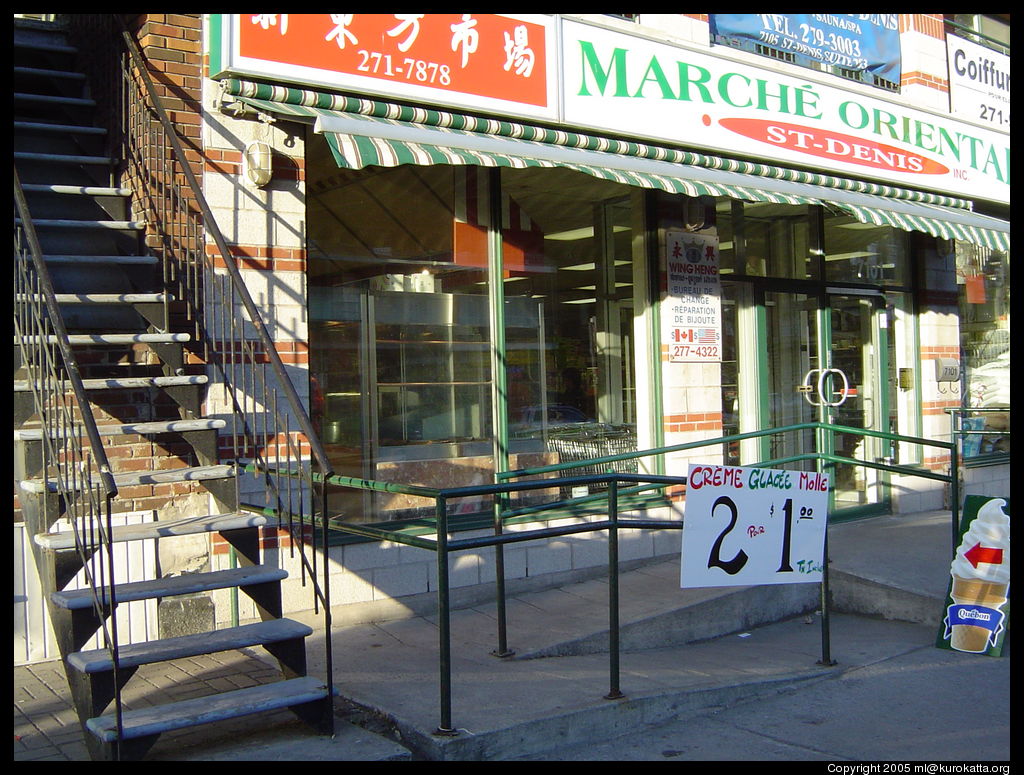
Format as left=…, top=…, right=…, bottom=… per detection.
left=14, top=16, right=335, bottom=760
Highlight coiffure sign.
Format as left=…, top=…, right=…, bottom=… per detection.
left=209, top=15, right=1009, bottom=205
left=945, top=34, right=1010, bottom=133
left=561, top=19, right=1008, bottom=205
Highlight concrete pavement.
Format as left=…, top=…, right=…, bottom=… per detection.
left=13, top=508, right=1011, bottom=761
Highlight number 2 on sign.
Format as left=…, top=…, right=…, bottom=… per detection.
left=708, top=496, right=795, bottom=575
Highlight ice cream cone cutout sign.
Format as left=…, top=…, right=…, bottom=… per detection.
left=938, top=496, right=1010, bottom=656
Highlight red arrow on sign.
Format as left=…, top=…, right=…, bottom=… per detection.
left=964, top=543, right=1004, bottom=568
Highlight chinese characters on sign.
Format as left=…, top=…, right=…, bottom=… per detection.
left=664, top=231, right=722, bottom=363
left=226, top=14, right=554, bottom=119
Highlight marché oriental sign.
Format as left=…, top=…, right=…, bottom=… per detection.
left=209, top=14, right=558, bottom=121
left=208, top=15, right=1009, bottom=206
left=561, top=19, right=1007, bottom=205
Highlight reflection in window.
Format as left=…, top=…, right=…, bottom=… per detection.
left=307, top=152, right=492, bottom=522
left=824, top=215, right=909, bottom=286
left=717, top=200, right=818, bottom=280
left=955, top=240, right=1010, bottom=459
left=500, top=167, right=639, bottom=496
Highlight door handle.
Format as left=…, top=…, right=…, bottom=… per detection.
left=800, top=369, right=822, bottom=406
left=821, top=368, right=850, bottom=407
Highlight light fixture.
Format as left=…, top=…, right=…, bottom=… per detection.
left=243, top=140, right=273, bottom=187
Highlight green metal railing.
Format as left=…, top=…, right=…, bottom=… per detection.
left=310, top=420, right=963, bottom=734
left=946, top=407, right=1011, bottom=465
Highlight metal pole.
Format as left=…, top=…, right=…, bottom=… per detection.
left=950, top=412, right=962, bottom=550
left=818, top=529, right=836, bottom=666
left=605, top=479, right=623, bottom=699
left=434, top=495, right=457, bottom=735
left=486, top=167, right=513, bottom=660
left=320, top=475, right=335, bottom=735
left=492, top=495, right=513, bottom=657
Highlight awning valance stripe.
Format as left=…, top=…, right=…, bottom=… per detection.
left=220, top=81, right=1009, bottom=252
left=220, top=79, right=973, bottom=210
left=322, top=123, right=822, bottom=206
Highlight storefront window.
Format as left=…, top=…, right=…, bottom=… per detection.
left=307, top=150, right=647, bottom=520
left=956, top=241, right=1010, bottom=459
left=824, top=215, right=909, bottom=286
left=500, top=167, right=639, bottom=497
left=718, top=200, right=818, bottom=280
left=307, top=154, right=492, bottom=522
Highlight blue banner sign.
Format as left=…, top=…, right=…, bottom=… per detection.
left=710, top=14, right=901, bottom=84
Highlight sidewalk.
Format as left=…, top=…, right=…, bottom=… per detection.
left=13, top=509, right=1009, bottom=761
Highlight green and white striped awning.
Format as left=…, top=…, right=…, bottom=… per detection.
left=221, top=79, right=1009, bottom=252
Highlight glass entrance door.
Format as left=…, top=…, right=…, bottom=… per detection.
left=757, top=288, right=890, bottom=516
left=822, top=292, right=889, bottom=513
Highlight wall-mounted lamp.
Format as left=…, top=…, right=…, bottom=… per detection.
left=243, top=140, right=273, bottom=187
left=682, top=195, right=716, bottom=232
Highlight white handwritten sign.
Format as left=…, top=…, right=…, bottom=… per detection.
left=681, top=464, right=829, bottom=588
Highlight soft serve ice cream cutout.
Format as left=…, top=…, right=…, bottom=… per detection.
left=945, top=498, right=1010, bottom=652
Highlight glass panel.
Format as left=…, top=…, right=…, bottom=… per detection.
left=500, top=167, right=638, bottom=500
left=718, top=200, right=818, bottom=280
left=829, top=295, right=885, bottom=508
left=307, top=146, right=492, bottom=523
left=956, top=240, right=1010, bottom=459
left=720, top=281, right=740, bottom=465
left=716, top=199, right=739, bottom=275
left=824, top=214, right=909, bottom=286
left=764, top=292, right=819, bottom=467
left=888, top=291, right=921, bottom=465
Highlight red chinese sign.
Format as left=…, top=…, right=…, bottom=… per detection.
left=216, top=14, right=555, bottom=119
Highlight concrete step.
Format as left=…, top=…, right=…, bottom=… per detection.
left=13, top=37, right=77, bottom=56
left=13, top=65, right=87, bottom=81
left=35, top=510, right=274, bottom=551
left=14, top=374, right=208, bottom=392
left=85, top=676, right=330, bottom=743
left=13, top=92, right=96, bottom=108
left=68, top=618, right=313, bottom=673
left=14, top=123, right=107, bottom=143
left=15, top=333, right=188, bottom=346
left=50, top=564, right=288, bottom=611
left=16, top=292, right=170, bottom=305
left=15, top=418, right=219, bottom=443
left=14, top=150, right=112, bottom=165
left=511, top=577, right=820, bottom=659
left=18, top=217, right=145, bottom=230
left=41, top=254, right=158, bottom=266
left=20, top=182, right=128, bottom=195
left=20, top=463, right=236, bottom=495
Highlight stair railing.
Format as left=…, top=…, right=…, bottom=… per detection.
left=97, top=14, right=337, bottom=714
left=14, top=168, right=126, bottom=752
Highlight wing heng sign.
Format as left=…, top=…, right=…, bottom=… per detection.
left=562, top=19, right=1009, bottom=205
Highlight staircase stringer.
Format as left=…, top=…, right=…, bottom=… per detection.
left=12, top=14, right=339, bottom=757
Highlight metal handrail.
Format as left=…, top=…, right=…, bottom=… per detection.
left=46, top=12, right=337, bottom=735
left=314, top=420, right=964, bottom=733
left=113, top=16, right=333, bottom=479
left=103, top=15, right=336, bottom=712
left=14, top=171, right=118, bottom=500
left=14, top=167, right=125, bottom=751
left=943, top=17, right=1010, bottom=53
